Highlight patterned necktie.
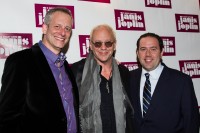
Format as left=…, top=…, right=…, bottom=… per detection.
left=143, top=73, right=151, bottom=117
left=55, top=52, right=66, bottom=66
left=55, top=53, right=66, bottom=87
left=55, top=53, right=76, bottom=133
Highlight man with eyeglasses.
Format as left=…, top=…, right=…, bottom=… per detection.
left=0, top=7, right=79, bottom=133
left=71, top=24, right=134, bottom=133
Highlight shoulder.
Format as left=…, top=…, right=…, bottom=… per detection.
left=130, top=67, right=141, bottom=77
left=118, top=64, right=130, bottom=86
left=118, top=64, right=130, bottom=79
left=71, top=58, right=86, bottom=69
left=118, top=64, right=130, bottom=73
left=163, top=64, right=191, bottom=80
left=6, top=43, right=40, bottom=63
left=160, top=64, right=194, bottom=89
left=2, top=49, right=32, bottom=79
left=72, top=58, right=86, bottom=67
left=8, top=48, right=31, bottom=58
left=5, top=48, right=31, bottom=65
left=71, top=58, right=86, bottom=75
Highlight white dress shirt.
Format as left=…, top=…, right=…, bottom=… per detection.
left=140, top=63, right=164, bottom=116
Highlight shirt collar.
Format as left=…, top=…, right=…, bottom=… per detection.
left=38, top=41, right=67, bottom=68
left=39, top=41, right=58, bottom=64
left=142, top=63, right=164, bottom=80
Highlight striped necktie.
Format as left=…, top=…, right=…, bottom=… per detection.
left=143, top=73, right=151, bottom=117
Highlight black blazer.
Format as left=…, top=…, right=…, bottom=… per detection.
left=0, top=43, right=79, bottom=133
left=129, top=63, right=200, bottom=133
left=71, top=58, right=134, bottom=133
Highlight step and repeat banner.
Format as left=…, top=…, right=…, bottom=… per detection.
left=0, top=0, right=200, bottom=109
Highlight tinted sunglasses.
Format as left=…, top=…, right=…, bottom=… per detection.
left=92, top=41, right=114, bottom=48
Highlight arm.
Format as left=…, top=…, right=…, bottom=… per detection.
left=0, top=53, right=27, bottom=133
left=181, top=75, right=200, bottom=133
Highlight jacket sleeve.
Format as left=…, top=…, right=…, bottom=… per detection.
left=0, top=52, right=27, bottom=133
left=181, top=75, right=200, bottom=133
left=118, top=64, right=135, bottom=133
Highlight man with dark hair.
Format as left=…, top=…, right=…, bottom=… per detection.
left=129, top=32, right=200, bottom=133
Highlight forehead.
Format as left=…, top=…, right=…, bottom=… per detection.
left=50, top=11, right=72, bottom=24
left=139, top=36, right=159, bottom=47
left=92, top=27, right=113, bottom=40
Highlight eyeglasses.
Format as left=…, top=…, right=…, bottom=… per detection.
left=91, top=41, right=114, bottom=48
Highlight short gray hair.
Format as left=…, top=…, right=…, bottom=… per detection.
left=44, top=7, right=73, bottom=25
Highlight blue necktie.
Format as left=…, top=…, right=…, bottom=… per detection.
left=143, top=73, right=151, bottom=117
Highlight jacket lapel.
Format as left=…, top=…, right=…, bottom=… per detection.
left=144, top=64, right=170, bottom=118
left=31, top=44, right=58, bottom=89
left=134, top=68, right=143, bottom=120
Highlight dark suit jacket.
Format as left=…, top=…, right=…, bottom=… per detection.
left=129, top=63, right=200, bottom=133
left=0, top=43, right=79, bottom=133
left=71, top=59, right=134, bottom=133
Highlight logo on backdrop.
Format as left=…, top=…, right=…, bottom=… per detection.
left=0, top=33, right=32, bottom=59
left=145, top=0, right=172, bottom=8
left=179, top=60, right=200, bottom=78
left=161, top=36, right=175, bottom=56
left=78, top=0, right=110, bottom=3
left=79, top=35, right=90, bottom=57
left=121, top=62, right=139, bottom=71
left=175, top=14, right=199, bottom=32
left=34, top=4, right=75, bottom=28
left=114, top=9, right=146, bottom=31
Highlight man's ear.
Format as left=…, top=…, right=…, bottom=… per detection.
left=42, top=24, right=48, bottom=34
left=114, top=43, right=116, bottom=51
left=161, top=48, right=164, bottom=56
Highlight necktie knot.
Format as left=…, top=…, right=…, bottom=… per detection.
left=55, top=52, right=66, bottom=67
left=145, top=73, right=150, bottom=79
left=59, top=52, right=66, bottom=61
